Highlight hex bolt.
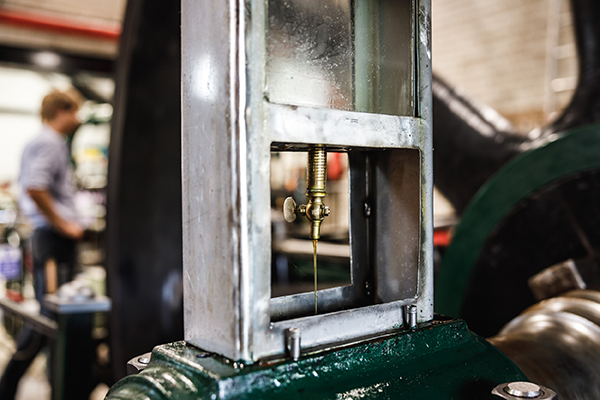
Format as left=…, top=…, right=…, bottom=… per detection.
left=492, top=382, right=558, bottom=400
left=286, top=328, right=301, bottom=361
left=505, top=382, right=541, bottom=398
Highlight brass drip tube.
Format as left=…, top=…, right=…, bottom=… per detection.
left=305, top=145, right=329, bottom=240
left=282, top=145, right=330, bottom=315
left=282, top=145, right=330, bottom=240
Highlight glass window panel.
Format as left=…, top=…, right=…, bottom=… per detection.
left=266, top=0, right=414, bottom=117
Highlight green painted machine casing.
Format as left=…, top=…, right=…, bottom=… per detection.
left=436, top=124, right=600, bottom=318
left=106, top=317, right=525, bottom=399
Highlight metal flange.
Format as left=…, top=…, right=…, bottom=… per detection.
left=126, top=352, right=152, bottom=375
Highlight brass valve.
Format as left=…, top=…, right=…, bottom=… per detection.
left=283, top=145, right=330, bottom=240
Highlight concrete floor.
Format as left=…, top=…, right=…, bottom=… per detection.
left=0, top=323, right=109, bottom=400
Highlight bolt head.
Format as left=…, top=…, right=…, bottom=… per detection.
left=492, top=381, right=556, bottom=400
left=505, top=382, right=541, bottom=398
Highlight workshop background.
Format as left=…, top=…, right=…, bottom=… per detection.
left=0, top=0, right=578, bottom=399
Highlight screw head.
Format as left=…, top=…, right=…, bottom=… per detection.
left=138, top=356, right=150, bottom=364
left=364, top=203, right=371, bottom=217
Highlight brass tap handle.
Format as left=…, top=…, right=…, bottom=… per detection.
left=283, top=197, right=299, bottom=222
left=282, top=198, right=329, bottom=239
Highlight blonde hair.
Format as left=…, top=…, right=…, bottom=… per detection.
left=41, top=90, right=79, bottom=121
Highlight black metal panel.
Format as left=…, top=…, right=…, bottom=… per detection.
left=106, top=0, right=182, bottom=381
left=0, top=44, right=114, bottom=75
left=544, top=0, right=600, bottom=134
left=432, top=76, right=526, bottom=214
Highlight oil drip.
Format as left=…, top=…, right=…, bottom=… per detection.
left=313, top=239, right=318, bottom=314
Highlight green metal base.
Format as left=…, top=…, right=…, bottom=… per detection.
left=106, top=317, right=525, bottom=399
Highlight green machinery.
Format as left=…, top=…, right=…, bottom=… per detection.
left=106, top=0, right=530, bottom=398
left=437, top=123, right=600, bottom=322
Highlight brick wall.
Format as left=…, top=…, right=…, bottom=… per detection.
left=432, top=0, right=577, bottom=132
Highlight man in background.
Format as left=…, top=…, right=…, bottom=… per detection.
left=0, top=90, right=83, bottom=399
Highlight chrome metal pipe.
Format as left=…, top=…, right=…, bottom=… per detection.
left=489, top=290, right=600, bottom=399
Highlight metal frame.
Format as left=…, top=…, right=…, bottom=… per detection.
left=182, top=0, right=432, bottom=362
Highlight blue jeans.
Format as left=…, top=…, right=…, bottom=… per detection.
left=0, top=227, right=76, bottom=399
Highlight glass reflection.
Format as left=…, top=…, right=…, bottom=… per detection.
left=267, top=0, right=414, bottom=117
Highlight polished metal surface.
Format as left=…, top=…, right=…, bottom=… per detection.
left=563, top=288, right=600, bottom=304
left=182, top=0, right=432, bottom=362
left=489, top=290, right=600, bottom=399
left=525, top=296, right=600, bottom=326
